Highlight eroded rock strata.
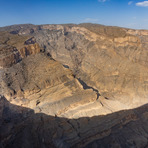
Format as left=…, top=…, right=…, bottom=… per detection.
left=0, top=24, right=148, bottom=147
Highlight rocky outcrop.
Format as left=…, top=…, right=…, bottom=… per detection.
left=0, top=32, right=40, bottom=68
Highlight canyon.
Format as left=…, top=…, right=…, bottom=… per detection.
left=0, top=23, right=148, bottom=148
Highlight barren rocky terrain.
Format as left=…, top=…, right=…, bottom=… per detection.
left=0, top=23, right=148, bottom=148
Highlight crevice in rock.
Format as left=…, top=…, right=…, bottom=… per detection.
left=77, top=78, right=100, bottom=100
left=36, top=100, right=40, bottom=106
left=100, top=101, right=104, bottom=107
left=105, top=97, right=109, bottom=100
left=63, top=64, right=69, bottom=69
left=67, top=120, right=81, bottom=138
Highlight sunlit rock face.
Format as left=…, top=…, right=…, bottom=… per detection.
left=1, top=23, right=148, bottom=147
left=35, top=24, right=148, bottom=110
left=0, top=31, right=40, bottom=68
left=0, top=24, right=148, bottom=118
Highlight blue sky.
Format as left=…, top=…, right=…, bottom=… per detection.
left=0, top=0, right=148, bottom=29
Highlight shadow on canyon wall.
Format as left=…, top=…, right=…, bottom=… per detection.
left=1, top=96, right=148, bottom=148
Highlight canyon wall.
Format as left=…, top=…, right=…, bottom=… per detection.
left=0, top=24, right=148, bottom=148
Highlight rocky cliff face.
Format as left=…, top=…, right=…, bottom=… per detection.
left=5, top=23, right=148, bottom=109
left=0, top=23, right=148, bottom=148
left=0, top=31, right=40, bottom=68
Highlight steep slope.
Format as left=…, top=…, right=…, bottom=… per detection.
left=0, top=29, right=138, bottom=119
left=5, top=23, right=148, bottom=109
left=0, top=31, right=40, bottom=68
left=0, top=31, right=113, bottom=119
